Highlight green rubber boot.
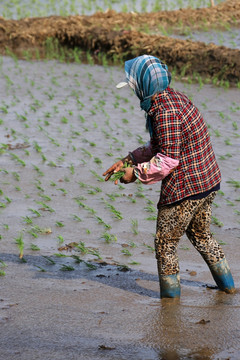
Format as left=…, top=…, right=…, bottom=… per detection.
left=157, top=261, right=181, bottom=298
left=209, top=258, right=235, bottom=294
left=159, top=273, right=181, bottom=298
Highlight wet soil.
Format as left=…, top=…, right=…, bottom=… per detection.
left=0, top=0, right=240, bottom=83
left=0, top=54, right=239, bottom=359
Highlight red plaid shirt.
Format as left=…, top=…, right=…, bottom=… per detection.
left=148, top=87, right=221, bottom=206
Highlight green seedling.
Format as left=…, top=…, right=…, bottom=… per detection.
left=101, top=232, right=117, bottom=244
left=71, top=255, right=82, bottom=264
left=57, top=235, right=64, bottom=244
left=211, top=216, right=223, bottom=227
left=56, top=221, right=64, bottom=227
left=56, top=188, right=68, bottom=195
left=145, top=215, right=158, bottom=221
left=42, top=256, right=56, bottom=265
left=36, top=201, right=55, bottom=212
left=60, top=264, right=75, bottom=271
left=143, top=243, right=155, bottom=252
left=121, top=248, right=132, bottom=256
left=90, top=170, right=105, bottom=182
left=75, top=200, right=96, bottom=215
left=95, top=216, right=111, bottom=229
left=226, top=179, right=240, bottom=188
left=33, top=165, right=44, bottom=176
left=131, top=219, right=139, bottom=235
left=15, top=233, right=24, bottom=259
left=0, top=260, right=7, bottom=269
left=71, top=215, right=82, bottom=222
left=104, top=201, right=123, bottom=220
left=129, top=261, right=141, bottom=265
left=35, top=266, right=46, bottom=272
left=83, top=261, right=97, bottom=270
left=180, top=246, right=190, bottom=250
left=39, top=193, right=52, bottom=202
left=144, top=205, right=156, bottom=213
left=110, top=162, right=132, bottom=182
left=10, top=153, right=26, bottom=166
left=30, top=244, right=40, bottom=251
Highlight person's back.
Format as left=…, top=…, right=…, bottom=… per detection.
left=148, top=87, right=221, bottom=206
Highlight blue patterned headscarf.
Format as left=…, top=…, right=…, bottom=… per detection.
left=124, top=55, right=171, bottom=136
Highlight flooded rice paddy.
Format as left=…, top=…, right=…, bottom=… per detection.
left=0, top=0, right=225, bottom=19
left=0, top=0, right=240, bottom=358
left=0, top=55, right=239, bottom=359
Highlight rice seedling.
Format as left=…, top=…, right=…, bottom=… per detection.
left=144, top=204, right=156, bottom=213
left=0, top=259, right=7, bottom=275
left=101, top=231, right=117, bottom=244
left=224, top=138, right=232, bottom=146
left=104, top=201, right=123, bottom=220
left=226, top=199, right=235, bottom=207
left=226, top=179, right=240, bottom=188
left=57, top=235, right=65, bottom=244
left=94, top=157, right=102, bottom=166
left=56, top=188, right=68, bottom=195
left=15, top=233, right=24, bottom=259
left=35, top=265, right=46, bottom=272
left=33, top=165, right=44, bottom=177
left=95, top=215, right=111, bottom=230
left=71, top=214, right=82, bottom=222
left=145, top=215, right=158, bottom=221
left=60, top=264, right=75, bottom=271
left=36, top=201, right=55, bottom=213
left=30, top=244, right=40, bottom=251
left=9, top=153, right=26, bottom=166
left=54, top=253, right=68, bottom=258
left=121, top=248, right=132, bottom=256
left=211, top=216, right=223, bottom=227
left=129, top=261, right=141, bottom=265
left=90, top=170, right=105, bottom=182
left=142, top=243, right=155, bottom=252
left=56, top=221, right=64, bottom=227
left=75, top=199, right=96, bottom=215
left=42, top=255, right=56, bottom=265
left=38, top=193, right=52, bottom=202
left=81, top=148, right=93, bottom=158
left=131, top=219, right=139, bottom=235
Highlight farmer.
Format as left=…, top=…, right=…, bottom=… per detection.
left=103, top=55, right=235, bottom=298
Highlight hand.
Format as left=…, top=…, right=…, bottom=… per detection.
left=103, top=154, right=133, bottom=182
left=120, top=167, right=137, bottom=184
left=102, top=159, right=125, bottom=181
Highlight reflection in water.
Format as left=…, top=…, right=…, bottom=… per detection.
left=142, top=289, right=240, bottom=360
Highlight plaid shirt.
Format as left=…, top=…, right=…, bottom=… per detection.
left=148, top=87, right=221, bottom=206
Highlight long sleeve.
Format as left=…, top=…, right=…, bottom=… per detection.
left=133, top=153, right=179, bottom=184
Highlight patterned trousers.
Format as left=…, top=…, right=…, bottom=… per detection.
left=155, top=192, right=225, bottom=275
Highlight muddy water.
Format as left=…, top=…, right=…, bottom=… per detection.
left=172, top=28, right=240, bottom=49
left=0, top=56, right=240, bottom=359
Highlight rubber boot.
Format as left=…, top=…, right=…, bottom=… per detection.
left=159, top=273, right=181, bottom=298
left=157, top=261, right=181, bottom=298
left=209, top=258, right=235, bottom=294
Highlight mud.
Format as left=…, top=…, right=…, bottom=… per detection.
left=0, top=52, right=240, bottom=359
left=0, top=0, right=240, bottom=83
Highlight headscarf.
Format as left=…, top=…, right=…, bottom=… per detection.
left=124, top=55, right=171, bottom=136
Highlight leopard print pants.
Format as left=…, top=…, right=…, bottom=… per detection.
left=155, top=191, right=225, bottom=275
